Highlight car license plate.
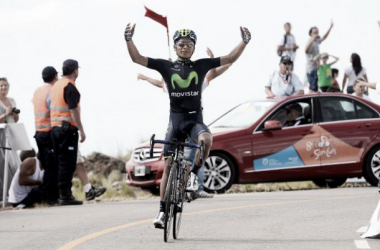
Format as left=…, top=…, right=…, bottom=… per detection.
left=134, top=166, right=146, bottom=176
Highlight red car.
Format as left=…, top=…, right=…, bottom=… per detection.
left=125, top=93, right=380, bottom=193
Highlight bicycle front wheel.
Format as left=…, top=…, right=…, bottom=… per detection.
left=164, top=163, right=177, bottom=242
left=173, top=163, right=186, bottom=239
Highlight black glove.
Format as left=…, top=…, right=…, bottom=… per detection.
left=124, top=24, right=135, bottom=42
left=240, top=27, right=251, bottom=44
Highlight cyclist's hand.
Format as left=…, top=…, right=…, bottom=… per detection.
left=240, top=26, right=251, bottom=44
left=124, top=23, right=135, bottom=42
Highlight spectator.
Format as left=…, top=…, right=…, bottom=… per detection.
left=313, top=53, right=339, bottom=92
left=137, top=73, right=168, bottom=93
left=342, top=53, right=368, bottom=94
left=277, top=22, right=298, bottom=69
left=353, top=79, right=371, bottom=101
left=0, top=77, right=19, bottom=123
left=75, top=149, right=106, bottom=200
left=305, top=21, right=334, bottom=93
left=331, top=68, right=340, bottom=91
left=50, top=59, right=85, bottom=206
left=8, top=150, right=43, bottom=209
left=265, top=56, right=304, bottom=97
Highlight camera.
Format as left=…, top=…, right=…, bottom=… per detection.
left=12, top=107, right=20, bottom=114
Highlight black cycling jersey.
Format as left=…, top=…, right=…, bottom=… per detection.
left=147, top=58, right=220, bottom=113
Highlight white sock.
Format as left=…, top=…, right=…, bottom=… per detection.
left=84, top=183, right=92, bottom=193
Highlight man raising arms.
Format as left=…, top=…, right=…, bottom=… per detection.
left=124, top=24, right=251, bottom=227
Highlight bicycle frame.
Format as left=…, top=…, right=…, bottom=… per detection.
left=149, top=134, right=204, bottom=242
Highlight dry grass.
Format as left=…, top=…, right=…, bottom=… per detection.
left=72, top=175, right=153, bottom=202
left=226, top=181, right=371, bottom=194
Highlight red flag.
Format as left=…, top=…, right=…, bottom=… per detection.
left=144, top=6, right=168, bottom=28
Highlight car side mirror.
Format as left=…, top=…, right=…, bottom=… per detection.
left=262, top=120, right=282, bottom=131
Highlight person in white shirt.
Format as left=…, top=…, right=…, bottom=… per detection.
left=265, top=56, right=304, bottom=97
left=8, top=150, right=44, bottom=209
left=352, top=79, right=371, bottom=101
left=277, top=22, right=298, bottom=69
left=342, top=53, right=368, bottom=94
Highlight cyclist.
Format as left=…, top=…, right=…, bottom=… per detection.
left=137, top=48, right=232, bottom=199
left=124, top=23, right=251, bottom=228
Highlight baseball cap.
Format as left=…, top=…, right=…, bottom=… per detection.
left=62, top=59, right=79, bottom=75
left=42, top=66, right=58, bottom=79
left=280, top=56, right=292, bottom=64
left=320, top=53, right=329, bottom=59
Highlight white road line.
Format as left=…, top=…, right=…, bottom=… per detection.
left=357, top=226, right=368, bottom=233
left=355, top=240, right=370, bottom=249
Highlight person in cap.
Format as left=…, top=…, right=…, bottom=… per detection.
left=124, top=23, right=251, bottom=228
left=33, top=66, right=105, bottom=205
left=265, top=56, right=304, bottom=97
left=50, top=59, right=84, bottom=206
left=312, top=53, right=339, bottom=92
left=32, top=66, right=59, bottom=204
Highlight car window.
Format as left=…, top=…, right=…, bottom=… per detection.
left=209, top=101, right=277, bottom=129
left=257, top=99, right=312, bottom=130
left=355, top=100, right=379, bottom=119
left=320, top=97, right=379, bottom=122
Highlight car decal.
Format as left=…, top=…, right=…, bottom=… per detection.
left=254, top=145, right=304, bottom=171
left=253, top=125, right=362, bottom=171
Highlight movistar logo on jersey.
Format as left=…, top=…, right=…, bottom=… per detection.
left=171, top=71, right=198, bottom=89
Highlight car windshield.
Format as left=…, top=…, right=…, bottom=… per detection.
left=209, top=101, right=277, bottom=129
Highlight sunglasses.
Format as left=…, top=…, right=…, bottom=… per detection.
left=176, top=42, right=194, bottom=48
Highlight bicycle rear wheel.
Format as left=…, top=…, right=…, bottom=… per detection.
left=164, top=163, right=177, bottom=242
left=173, top=170, right=186, bottom=239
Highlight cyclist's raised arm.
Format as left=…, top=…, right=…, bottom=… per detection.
left=125, top=23, right=148, bottom=67
left=220, top=26, right=251, bottom=66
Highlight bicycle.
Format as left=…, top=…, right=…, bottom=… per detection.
left=150, top=134, right=204, bottom=242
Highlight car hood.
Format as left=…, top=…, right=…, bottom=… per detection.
left=133, top=127, right=246, bottom=150
left=210, top=126, right=247, bottom=139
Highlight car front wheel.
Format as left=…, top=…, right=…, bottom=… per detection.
left=203, top=152, right=235, bottom=193
left=364, top=145, right=380, bottom=186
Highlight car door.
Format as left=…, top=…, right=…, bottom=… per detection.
left=316, top=96, right=380, bottom=175
left=248, top=97, right=322, bottom=182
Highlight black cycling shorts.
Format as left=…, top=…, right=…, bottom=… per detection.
left=163, top=111, right=210, bottom=157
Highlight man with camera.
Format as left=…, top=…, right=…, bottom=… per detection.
left=50, top=59, right=85, bottom=206
left=265, top=56, right=304, bottom=97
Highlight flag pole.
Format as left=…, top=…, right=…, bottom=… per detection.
left=167, top=19, right=171, bottom=60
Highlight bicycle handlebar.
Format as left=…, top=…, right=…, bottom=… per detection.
left=149, top=134, right=201, bottom=159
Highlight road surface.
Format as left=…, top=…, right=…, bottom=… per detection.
left=1, top=187, right=379, bottom=250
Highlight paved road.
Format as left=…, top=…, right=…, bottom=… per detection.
left=1, top=187, right=380, bottom=250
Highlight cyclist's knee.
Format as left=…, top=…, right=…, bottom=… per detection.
left=198, top=132, right=212, bottom=147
